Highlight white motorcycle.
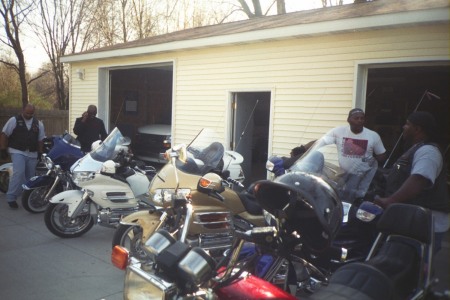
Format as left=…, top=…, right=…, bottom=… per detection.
left=44, top=128, right=155, bottom=238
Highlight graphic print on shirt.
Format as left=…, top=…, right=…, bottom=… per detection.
left=342, top=138, right=368, bottom=158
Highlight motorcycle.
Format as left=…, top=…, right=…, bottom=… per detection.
left=111, top=179, right=436, bottom=300
left=0, top=136, right=54, bottom=194
left=264, top=137, right=386, bottom=272
left=44, top=127, right=153, bottom=238
left=111, top=128, right=265, bottom=260
left=21, top=132, right=84, bottom=213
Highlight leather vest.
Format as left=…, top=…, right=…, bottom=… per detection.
left=8, top=115, right=40, bottom=152
left=386, top=143, right=449, bottom=213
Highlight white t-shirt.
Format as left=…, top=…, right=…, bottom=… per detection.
left=322, top=126, right=386, bottom=174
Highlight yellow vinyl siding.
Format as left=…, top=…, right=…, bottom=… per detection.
left=67, top=23, right=449, bottom=156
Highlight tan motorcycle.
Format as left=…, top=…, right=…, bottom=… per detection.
left=111, top=128, right=265, bottom=259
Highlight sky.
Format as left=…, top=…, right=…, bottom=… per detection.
left=22, top=0, right=354, bottom=72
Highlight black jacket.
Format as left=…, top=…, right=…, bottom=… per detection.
left=73, top=117, right=107, bottom=152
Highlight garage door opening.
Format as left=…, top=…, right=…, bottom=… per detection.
left=364, top=65, right=449, bottom=168
left=108, top=64, right=173, bottom=163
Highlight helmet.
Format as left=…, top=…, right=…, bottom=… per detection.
left=91, top=140, right=102, bottom=151
left=101, top=160, right=116, bottom=174
left=254, top=172, right=343, bottom=253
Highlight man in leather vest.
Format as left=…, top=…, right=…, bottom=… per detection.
left=375, top=111, right=449, bottom=252
left=0, top=104, right=46, bottom=209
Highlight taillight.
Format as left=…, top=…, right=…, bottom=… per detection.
left=111, top=245, right=129, bottom=270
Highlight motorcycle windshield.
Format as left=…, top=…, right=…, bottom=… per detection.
left=62, top=132, right=81, bottom=147
left=175, top=128, right=225, bottom=176
left=289, top=135, right=378, bottom=204
left=90, top=128, right=131, bottom=162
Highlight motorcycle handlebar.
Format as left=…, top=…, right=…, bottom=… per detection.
left=226, top=177, right=244, bottom=188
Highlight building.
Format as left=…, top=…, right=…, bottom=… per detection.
left=62, top=0, right=449, bottom=181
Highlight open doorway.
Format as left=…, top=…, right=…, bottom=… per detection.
left=364, top=64, right=449, bottom=168
left=107, top=64, right=173, bottom=163
left=230, top=92, right=271, bottom=185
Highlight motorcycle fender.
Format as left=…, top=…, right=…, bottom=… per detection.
left=0, top=163, right=13, bottom=172
left=120, top=210, right=163, bottom=241
left=49, top=190, right=84, bottom=218
left=216, top=273, right=296, bottom=300
left=22, top=175, right=54, bottom=190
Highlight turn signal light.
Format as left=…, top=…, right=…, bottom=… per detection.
left=111, top=245, right=129, bottom=270
left=198, top=177, right=212, bottom=188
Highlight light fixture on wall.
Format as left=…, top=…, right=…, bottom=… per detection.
left=76, top=68, right=85, bottom=80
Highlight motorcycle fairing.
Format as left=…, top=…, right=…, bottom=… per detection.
left=22, top=175, right=55, bottom=189
left=119, top=210, right=164, bottom=242
left=46, top=135, right=83, bottom=170
left=49, top=189, right=84, bottom=217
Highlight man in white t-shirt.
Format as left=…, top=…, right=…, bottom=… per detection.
left=321, top=108, right=387, bottom=202
left=323, top=108, right=387, bottom=173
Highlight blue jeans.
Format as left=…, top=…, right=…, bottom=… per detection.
left=6, top=153, right=37, bottom=202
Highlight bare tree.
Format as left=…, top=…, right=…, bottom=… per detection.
left=130, top=0, right=158, bottom=39
left=321, top=0, right=345, bottom=7
left=235, top=0, right=285, bottom=18
left=33, top=0, right=93, bottom=110
left=0, top=0, right=33, bottom=107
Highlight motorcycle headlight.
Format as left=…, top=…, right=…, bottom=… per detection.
left=177, top=247, right=216, bottom=287
left=72, top=171, right=95, bottom=184
left=45, top=156, right=54, bottom=170
left=143, top=230, right=176, bottom=262
left=152, top=189, right=190, bottom=207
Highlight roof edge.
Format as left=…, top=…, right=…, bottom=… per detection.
left=61, top=8, right=448, bottom=63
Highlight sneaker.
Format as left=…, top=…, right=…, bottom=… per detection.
left=8, top=201, right=19, bottom=209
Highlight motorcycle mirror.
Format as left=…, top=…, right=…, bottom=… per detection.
left=197, top=173, right=225, bottom=195
left=356, top=201, right=383, bottom=222
left=178, top=146, right=187, bottom=163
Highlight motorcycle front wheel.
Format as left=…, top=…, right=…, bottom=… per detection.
left=112, top=224, right=150, bottom=261
left=44, top=203, right=94, bottom=238
left=22, top=185, right=61, bottom=213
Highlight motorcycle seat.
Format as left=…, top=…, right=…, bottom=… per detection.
left=310, top=262, right=394, bottom=300
left=366, top=237, right=418, bottom=298
left=360, top=203, right=433, bottom=299
left=238, top=192, right=263, bottom=215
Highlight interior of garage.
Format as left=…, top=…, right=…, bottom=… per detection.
left=364, top=65, right=449, bottom=168
left=109, top=66, right=173, bottom=139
